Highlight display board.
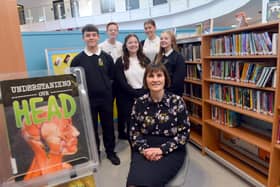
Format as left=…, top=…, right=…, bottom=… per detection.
left=0, top=67, right=99, bottom=187
left=45, top=48, right=82, bottom=75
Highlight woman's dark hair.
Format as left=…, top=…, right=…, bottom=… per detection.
left=143, top=63, right=171, bottom=89
left=144, top=19, right=156, bottom=27
left=122, top=34, right=148, bottom=70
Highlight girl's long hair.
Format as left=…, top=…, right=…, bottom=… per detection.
left=122, top=34, right=147, bottom=70
left=154, top=30, right=178, bottom=64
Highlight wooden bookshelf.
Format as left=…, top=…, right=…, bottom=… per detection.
left=205, top=119, right=271, bottom=152
left=178, top=35, right=203, bottom=150
left=190, top=130, right=202, bottom=147
left=189, top=115, right=203, bottom=125
left=205, top=99, right=274, bottom=123
left=201, top=21, right=280, bottom=187
left=274, top=144, right=280, bottom=150
left=204, top=78, right=276, bottom=92
left=204, top=55, right=277, bottom=59
left=183, top=96, right=202, bottom=106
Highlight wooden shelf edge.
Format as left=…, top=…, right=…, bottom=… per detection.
left=184, top=78, right=202, bottom=85
left=205, top=148, right=267, bottom=186
left=220, top=144, right=269, bottom=176
left=183, top=96, right=202, bottom=106
left=189, top=116, right=203, bottom=125
left=185, top=60, right=202, bottom=64
left=204, top=55, right=277, bottom=59
left=204, top=78, right=275, bottom=92
left=205, top=99, right=274, bottom=123
left=274, top=144, right=280, bottom=150
left=204, top=119, right=271, bottom=153
left=190, top=131, right=202, bottom=146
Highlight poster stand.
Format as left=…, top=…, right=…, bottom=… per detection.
left=0, top=67, right=99, bottom=187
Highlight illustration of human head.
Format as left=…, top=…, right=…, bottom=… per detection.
left=21, top=106, right=80, bottom=156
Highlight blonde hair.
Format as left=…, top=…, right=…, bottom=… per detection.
left=154, top=30, right=178, bottom=64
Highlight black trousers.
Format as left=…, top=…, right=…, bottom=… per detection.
left=112, top=82, right=125, bottom=136
left=116, top=95, right=134, bottom=136
left=90, top=100, right=115, bottom=155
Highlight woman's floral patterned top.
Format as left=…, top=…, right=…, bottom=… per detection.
left=129, top=91, right=190, bottom=155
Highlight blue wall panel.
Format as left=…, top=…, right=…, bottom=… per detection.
left=21, top=29, right=198, bottom=72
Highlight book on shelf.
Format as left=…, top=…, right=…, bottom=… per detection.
left=272, top=33, right=278, bottom=55
left=220, top=133, right=270, bottom=169
left=209, top=83, right=275, bottom=115
left=186, top=101, right=202, bottom=119
left=277, top=117, right=280, bottom=144
left=184, top=83, right=202, bottom=99
left=210, top=32, right=276, bottom=56
left=202, top=18, right=213, bottom=34
left=0, top=74, right=92, bottom=182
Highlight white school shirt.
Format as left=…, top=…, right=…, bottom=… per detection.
left=143, top=35, right=160, bottom=62
left=99, top=39, right=123, bottom=62
left=124, top=56, right=145, bottom=89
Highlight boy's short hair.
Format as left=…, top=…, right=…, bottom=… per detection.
left=106, top=22, right=119, bottom=31
left=82, top=24, right=99, bottom=35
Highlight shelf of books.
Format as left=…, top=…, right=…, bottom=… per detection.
left=177, top=36, right=203, bottom=148
left=202, top=21, right=280, bottom=187
left=0, top=68, right=100, bottom=187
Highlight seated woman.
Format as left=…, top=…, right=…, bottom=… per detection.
left=126, top=63, right=190, bottom=187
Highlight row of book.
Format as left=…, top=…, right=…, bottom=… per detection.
left=179, top=43, right=201, bottom=61
left=184, top=83, right=202, bottom=99
left=220, top=132, right=270, bottom=175
left=185, top=101, right=202, bottom=119
left=210, top=32, right=278, bottom=56
left=210, top=60, right=276, bottom=88
left=211, top=106, right=238, bottom=127
left=209, top=83, right=274, bottom=115
left=186, top=64, right=202, bottom=80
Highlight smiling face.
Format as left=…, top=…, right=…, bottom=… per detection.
left=125, top=35, right=139, bottom=56
left=144, top=23, right=156, bottom=39
left=146, top=70, right=165, bottom=93
left=160, top=32, right=172, bottom=52
left=83, top=31, right=99, bottom=49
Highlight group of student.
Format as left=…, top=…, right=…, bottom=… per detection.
left=70, top=19, right=190, bottom=187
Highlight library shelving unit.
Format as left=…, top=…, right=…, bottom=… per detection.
left=177, top=35, right=203, bottom=148
left=201, top=21, right=280, bottom=187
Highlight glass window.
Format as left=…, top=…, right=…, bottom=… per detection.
left=126, top=0, right=139, bottom=10
left=52, top=0, right=66, bottom=20
left=101, top=0, right=115, bottom=13
left=153, top=0, right=167, bottom=6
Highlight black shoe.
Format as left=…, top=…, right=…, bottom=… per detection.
left=107, top=153, right=121, bottom=165
left=119, top=133, right=128, bottom=140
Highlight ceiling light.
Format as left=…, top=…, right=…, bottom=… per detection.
left=231, top=24, right=237, bottom=27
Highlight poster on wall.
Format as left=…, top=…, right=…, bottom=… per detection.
left=45, top=48, right=82, bottom=75
left=0, top=74, right=92, bottom=182
left=262, top=0, right=280, bottom=22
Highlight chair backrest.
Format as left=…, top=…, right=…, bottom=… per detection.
left=166, top=144, right=190, bottom=187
